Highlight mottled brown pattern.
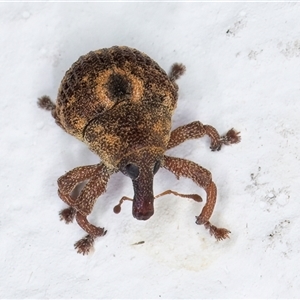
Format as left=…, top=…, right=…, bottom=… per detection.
left=54, top=46, right=177, bottom=141
left=84, top=102, right=172, bottom=168
left=37, top=46, right=241, bottom=255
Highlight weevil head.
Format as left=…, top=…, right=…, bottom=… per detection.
left=119, top=147, right=163, bottom=221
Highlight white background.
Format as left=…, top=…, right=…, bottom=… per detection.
left=1, top=2, right=300, bottom=298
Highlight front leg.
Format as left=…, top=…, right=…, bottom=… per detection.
left=57, top=163, right=113, bottom=254
left=57, top=164, right=103, bottom=223
left=167, top=121, right=240, bottom=151
left=163, top=155, right=230, bottom=240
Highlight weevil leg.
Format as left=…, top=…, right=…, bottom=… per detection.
left=57, top=163, right=113, bottom=255
left=74, top=213, right=107, bottom=256
left=59, top=204, right=76, bottom=224
left=163, top=155, right=231, bottom=240
left=37, top=95, right=64, bottom=129
left=57, top=164, right=103, bottom=223
left=168, top=63, right=186, bottom=81
left=37, top=95, right=56, bottom=111
left=167, top=121, right=240, bottom=151
left=72, top=167, right=111, bottom=255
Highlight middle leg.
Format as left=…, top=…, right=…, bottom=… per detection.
left=167, top=121, right=240, bottom=151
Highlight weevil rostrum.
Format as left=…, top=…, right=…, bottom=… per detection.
left=38, top=46, right=241, bottom=255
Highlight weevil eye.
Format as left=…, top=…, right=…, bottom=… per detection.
left=153, top=161, right=160, bottom=174
left=126, top=164, right=140, bottom=179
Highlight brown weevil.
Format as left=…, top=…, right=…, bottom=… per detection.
left=38, top=46, right=240, bottom=255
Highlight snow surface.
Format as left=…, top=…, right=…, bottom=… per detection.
left=1, top=2, right=300, bottom=298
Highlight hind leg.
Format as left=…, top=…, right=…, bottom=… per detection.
left=37, top=96, right=63, bottom=129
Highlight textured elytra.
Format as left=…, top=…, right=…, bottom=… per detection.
left=38, top=46, right=241, bottom=255
left=55, top=46, right=178, bottom=144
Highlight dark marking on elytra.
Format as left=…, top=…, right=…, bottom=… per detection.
left=106, top=73, right=132, bottom=102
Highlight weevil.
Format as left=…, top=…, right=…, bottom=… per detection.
left=38, top=46, right=240, bottom=255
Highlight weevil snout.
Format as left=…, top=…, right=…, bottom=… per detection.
left=120, top=149, right=163, bottom=221
left=131, top=167, right=155, bottom=221
left=132, top=196, right=154, bottom=220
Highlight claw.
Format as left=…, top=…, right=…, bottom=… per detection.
left=195, top=218, right=231, bottom=240
left=211, top=128, right=241, bottom=151
left=74, top=235, right=95, bottom=255
left=221, top=128, right=241, bottom=145
left=59, top=207, right=76, bottom=224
